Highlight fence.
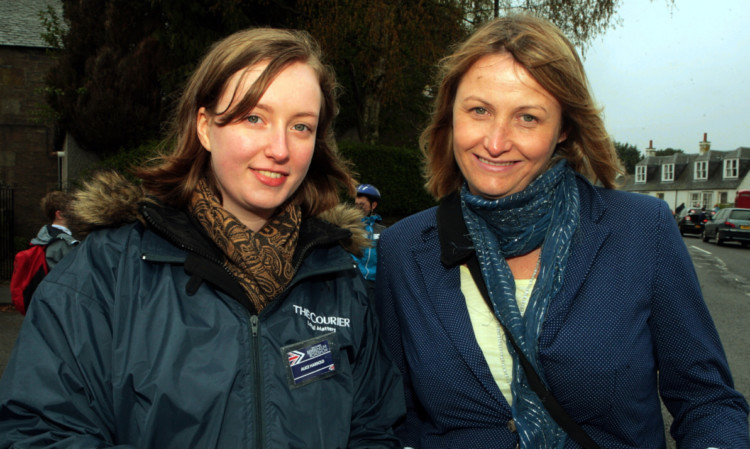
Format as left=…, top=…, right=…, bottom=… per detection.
left=0, top=187, right=13, bottom=279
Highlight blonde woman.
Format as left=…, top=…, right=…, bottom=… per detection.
left=376, top=14, right=749, bottom=448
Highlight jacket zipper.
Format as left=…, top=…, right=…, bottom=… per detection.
left=250, top=314, right=264, bottom=448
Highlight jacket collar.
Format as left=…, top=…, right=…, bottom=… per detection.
left=140, top=201, right=351, bottom=270
left=437, top=191, right=473, bottom=267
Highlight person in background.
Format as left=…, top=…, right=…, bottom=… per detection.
left=32, top=191, right=78, bottom=270
left=353, top=183, right=386, bottom=290
left=0, top=27, right=404, bottom=448
left=375, top=14, right=749, bottom=449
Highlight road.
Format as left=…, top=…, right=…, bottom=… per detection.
left=0, top=237, right=748, bottom=444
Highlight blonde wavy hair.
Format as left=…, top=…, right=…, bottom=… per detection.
left=421, top=14, right=621, bottom=200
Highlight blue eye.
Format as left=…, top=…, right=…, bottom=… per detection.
left=246, top=115, right=260, bottom=124
left=293, top=124, right=312, bottom=132
left=521, top=114, right=537, bottom=123
left=472, top=107, right=488, bottom=115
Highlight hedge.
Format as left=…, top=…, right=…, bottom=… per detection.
left=90, top=140, right=437, bottom=223
left=339, top=141, right=437, bottom=222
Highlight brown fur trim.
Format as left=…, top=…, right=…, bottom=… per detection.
left=317, top=204, right=369, bottom=256
left=68, top=171, right=369, bottom=256
left=68, top=171, right=147, bottom=238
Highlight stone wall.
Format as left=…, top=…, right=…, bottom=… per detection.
left=0, top=45, right=60, bottom=245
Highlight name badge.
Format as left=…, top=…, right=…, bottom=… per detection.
left=283, top=333, right=336, bottom=388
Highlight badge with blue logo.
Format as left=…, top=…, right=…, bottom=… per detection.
left=282, top=333, right=337, bottom=388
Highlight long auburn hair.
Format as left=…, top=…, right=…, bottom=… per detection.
left=422, top=14, right=622, bottom=200
left=136, top=28, right=355, bottom=217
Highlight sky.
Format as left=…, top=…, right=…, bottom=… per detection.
left=582, top=0, right=750, bottom=154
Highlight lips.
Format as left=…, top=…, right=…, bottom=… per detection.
left=256, top=169, right=284, bottom=179
left=253, top=168, right=287, bottom=187
left=477, top=156, right=516, bottom=167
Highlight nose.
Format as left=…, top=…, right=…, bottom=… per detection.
left=484, top=121, right=512, bottom=156
left=265, top=126, right=290, bottom=162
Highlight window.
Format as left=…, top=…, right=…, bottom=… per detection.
left=720, top=192, right=727, bottom=204
left=724, top=159, right=738, bottom=178
left=657, top=193, right=664, bottom=200
left=661, top=163, right=674, bottom=182
left=635, top=165, right=646, bottom=183
left=690, top=193, right=701, bottom=207
left=694, top=161, right=708, bottom=180
left=701, top=192, right=713, bottom=208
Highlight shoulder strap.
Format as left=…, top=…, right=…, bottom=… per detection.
left=466, top=255, right=601, bottom=449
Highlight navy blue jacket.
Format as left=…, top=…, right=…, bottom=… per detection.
left=0, top=199, right=404, bottom=448
left=376, top=175, right=749, bottom=448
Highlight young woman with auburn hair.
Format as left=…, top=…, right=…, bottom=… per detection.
left=0, top=28, right=404, bottom=448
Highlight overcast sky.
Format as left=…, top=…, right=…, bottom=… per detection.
left=582, top=0, right=750, bottom=154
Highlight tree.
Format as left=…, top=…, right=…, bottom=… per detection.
left=654, top=148, right=684, bottom=156
left=614, top=141, right=641, bottom=174
left=454, top=0, right=675, bottom=52
left=41, top=0, right=296, bottom=156
left=297, top=0, right=466, bottom=144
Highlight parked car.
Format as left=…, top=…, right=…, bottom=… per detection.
left=677, top=208, right=707, bottom=236
left=701, top=208, right=750, bottom=247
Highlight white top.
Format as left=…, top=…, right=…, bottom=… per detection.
left=462, top=265, right=535, bottom=405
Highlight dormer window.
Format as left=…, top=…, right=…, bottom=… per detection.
left=724, top=158, right=738, bottom=179
left=694, top=161, right=708, bottom=180
left=635, top=165, right=646, bottom=183
left=661, top=163, right=674, bottom=182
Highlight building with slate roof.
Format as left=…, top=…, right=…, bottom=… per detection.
left=0, top=0, right=66, bottom=276
left=622, top=134, right=750, bottom=213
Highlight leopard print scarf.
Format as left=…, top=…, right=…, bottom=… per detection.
left=188, top=179, right=301, bottom=312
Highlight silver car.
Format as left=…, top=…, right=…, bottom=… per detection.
left=701, top=208, right=750, bottom=247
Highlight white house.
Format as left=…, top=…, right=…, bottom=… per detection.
left=622, top=134, right=750, bottom=213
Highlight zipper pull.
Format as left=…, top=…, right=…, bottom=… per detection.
left=250, top=315, right=259, bottom=337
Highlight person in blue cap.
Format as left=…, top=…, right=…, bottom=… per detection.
left=353, top=184, right=386, bottom=293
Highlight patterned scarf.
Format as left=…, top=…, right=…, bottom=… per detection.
left=460, top=160, right=579, bottom=448
left=188, top=179, right=301, bottom=312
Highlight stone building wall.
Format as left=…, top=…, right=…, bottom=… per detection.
left=0, top=45, right=60, bottom=244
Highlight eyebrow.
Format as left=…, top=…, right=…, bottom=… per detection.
left=253, top=103, right=320, bottom=120
left=458, top=96, right=549, bottom=114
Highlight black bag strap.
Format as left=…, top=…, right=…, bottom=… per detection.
left=466, top=255, right=601, bottom=449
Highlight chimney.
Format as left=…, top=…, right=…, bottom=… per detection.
left=699, top=133, right=711, bottom=154
left=645, top=140, right=656, bottom=157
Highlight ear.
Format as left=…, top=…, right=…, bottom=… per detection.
left=54, top=210, right=65, bottom=221
left=557, top=127, right=568, bottom=144
left=197, top=107, right=212, bottom=152
left=371, top=201, right=378, bottom=211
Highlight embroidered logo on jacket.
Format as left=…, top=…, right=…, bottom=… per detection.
left=293, top=305, right=351, bottom=333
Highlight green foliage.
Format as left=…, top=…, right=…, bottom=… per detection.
left=613, top=140, right=641, bottom=174
left=41, top=0, right=298, bottom=157
left=339, top=141, right=436, bottom=220
left=298, top=0, right=466, bottom=144
left=654, top=148, right=684, bottom=156
left=72, top=140, right=162, bottom=188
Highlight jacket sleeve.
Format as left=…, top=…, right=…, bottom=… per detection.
left=0, top=244, right=133, bottom=448
left=374, top=226, right=424, bottom=448
left=347, top=269, right=406, bottom=449
left=649, top=200, right=750, bottom=447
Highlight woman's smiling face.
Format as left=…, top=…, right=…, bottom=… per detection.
left=197, top=61, right=321, bottom=230
left=452, top=52, right=567, bottom=199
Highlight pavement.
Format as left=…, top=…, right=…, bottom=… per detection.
left=0, top=281, right=24, bottom=376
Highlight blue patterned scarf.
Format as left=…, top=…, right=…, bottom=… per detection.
left=460, top=160, right=579, bottom=448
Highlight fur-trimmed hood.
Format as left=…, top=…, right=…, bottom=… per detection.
left=68, top=171, right=370, bottom=256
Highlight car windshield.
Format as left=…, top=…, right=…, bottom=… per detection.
left=729, top=210, right=750, bottom=220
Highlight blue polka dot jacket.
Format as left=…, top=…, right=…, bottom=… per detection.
left=375, top=174, right=749, bottom=448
